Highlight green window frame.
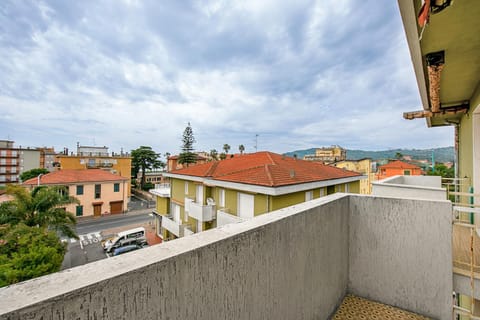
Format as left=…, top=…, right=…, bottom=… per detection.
left=76, top=185, right=84, bottom=195
left=76, top=205, right=83, bottom=217
left=95, top=184, right=101, bottom=199
left=404, top=170, right=411, bottom=175
left=114, top=183, right=120, bottom=192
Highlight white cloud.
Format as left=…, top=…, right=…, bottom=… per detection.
left=0, top=0, right=454, bottom=156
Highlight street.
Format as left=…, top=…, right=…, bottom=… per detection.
left=61, top=210, right=155, bottom=270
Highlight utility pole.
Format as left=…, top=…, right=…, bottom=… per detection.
left=254, top=134, right=259, bottom=152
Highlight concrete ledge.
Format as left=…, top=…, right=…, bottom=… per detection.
left=0, top=194, right=453, bottom=320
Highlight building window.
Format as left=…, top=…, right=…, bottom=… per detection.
left=305, top=191, right=313, bottom=201
left=95, top=184, right=101, bottom=199
left=77, top=185, right=84, bottom=195
left=404, top=170, right=411, bottom=175
left=11, top=159, right=16, bottom=165
left=76, top=205, right=83, bottom=217
left=320, top=188, right=325, bottom=197
left=114, top=183, right=120, bottom=192
left=219, top=188, right=225, bottom=207
left=11, top=151, right=17, bottom=157
left=0, top=150, right=5, bottom=156
left=59, top=186, right=69, bottom=196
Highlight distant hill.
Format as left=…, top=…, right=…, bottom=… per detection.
left=284, top=147, right=455, bottom=163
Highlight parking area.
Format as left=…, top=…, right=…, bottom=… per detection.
left=61, top=222, right=161, bottom=270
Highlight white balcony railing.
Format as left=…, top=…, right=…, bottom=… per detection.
left=216, top=209, right=244, bottom=227
left=189, top=202, right=216, bottom=222
left=149, top=184, right=171, bottom=197
left=161, top=215, right=182, bottom=237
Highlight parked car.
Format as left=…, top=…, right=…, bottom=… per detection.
left=112, top=243, right=147, bottom=256
left=102, top=227, right=146, bottom=254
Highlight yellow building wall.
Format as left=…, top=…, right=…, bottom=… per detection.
left=57, top=156, right=132, bottom=197
left=155, top=196, right=169, bottom=214
left=459, top=113, right=473, bottom=184
left=271, top=191, right=306, bottom=211
left=254, top=194, right=268, bottom=216
left=334, top=160, right=371, bottom=194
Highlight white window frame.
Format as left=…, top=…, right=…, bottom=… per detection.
left=345, top=184, right=349, bottom=193
left=320, top=188, right=325, bottom=197
left=219, top=188, right=225, bottom=207
left=185, top=182, right=189, bottom=195
left=305, top=191, right=313, bottom=202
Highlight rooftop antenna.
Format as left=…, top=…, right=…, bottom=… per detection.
left=254, top=134, right=259, bottom=152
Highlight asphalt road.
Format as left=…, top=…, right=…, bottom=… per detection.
left=61, top=210, right=154, bottom=270
left=76, top=211, right=153, bottom=235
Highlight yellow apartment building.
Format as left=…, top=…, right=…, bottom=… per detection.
left=151, top=151, right=363, bottom=241
left=333, top=158, right=374, bottom=194
left=303, top=145, right=346, bottom=163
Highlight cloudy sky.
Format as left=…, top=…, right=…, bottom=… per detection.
left=0, top=0, right=453, bottom=157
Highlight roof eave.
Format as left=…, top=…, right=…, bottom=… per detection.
left=397, top=0, right=432, bottom=127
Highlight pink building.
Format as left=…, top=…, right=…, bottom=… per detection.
left=23, top=169, right=128, bottom=217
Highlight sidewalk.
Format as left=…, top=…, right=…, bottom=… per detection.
left=76, top=208, right=153, bottom=224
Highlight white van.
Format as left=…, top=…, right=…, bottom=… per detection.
left=102, top=227, right=146, bottom=254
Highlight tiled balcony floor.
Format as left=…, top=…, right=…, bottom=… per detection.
left=332, top=295, right=430, bottom=320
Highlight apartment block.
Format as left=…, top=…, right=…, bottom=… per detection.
left=151, top=151, right=363, bottom=241
left=56, top=145, right=132, bottom=198
left=303, top=145, right=346, bottom=163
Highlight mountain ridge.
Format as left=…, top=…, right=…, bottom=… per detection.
left=284, top=147, right=455, bottom=163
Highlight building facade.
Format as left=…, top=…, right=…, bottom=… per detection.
left=0, top=140, right=43, bottom=186
left=376, top=160, right=423, bottom=180
left=23, top=169, right=129, bottom=217
left=333, top=158, right=375, bottom=194
left=399, top=0, right=480, bottom=316
left=56, top=145, right=131, bottom=198
left=303, top=145, right=346, bottom=163
left=152, top=151, right=363, bottom=241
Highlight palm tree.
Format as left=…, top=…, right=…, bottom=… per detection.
left=239, top=144, right=245, bottom=154
left=0, top=185, right=79, bottom=239
left=210, top=149, right=218, bottom=161
left=223, top=144, right=231, bottom=154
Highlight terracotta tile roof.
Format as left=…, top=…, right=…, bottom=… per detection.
left=170, top=152, right=361, bottom=187
left=378, top=160, right=421, bottom=170
left=23, top=169, right=128, bottom=185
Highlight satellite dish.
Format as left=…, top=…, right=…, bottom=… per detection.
left=207, top=197, right=215, bottom=206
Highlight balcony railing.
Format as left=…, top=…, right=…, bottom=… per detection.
left=149, top=184, right=171, bottom=197
left=216, top=209, right=244, bottom=227
left=188, top=202, right=216, bottom=222
left=161, top=215, right=192, bottom=237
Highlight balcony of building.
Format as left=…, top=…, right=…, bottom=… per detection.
left=0, top=194, right=453, bottom=319
left=160, top=214, right=193, bottom=238
left=149, top=183, right=171, bottom=198
left=217, top=208, right=245, bottom=227
left=186, top=197, right=216, bottom=222
left=372, top=175, right=446, bottom=200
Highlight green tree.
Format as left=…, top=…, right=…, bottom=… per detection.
left=131, top=146, right=163, bottom=189
left=395, top=152, right=403, bottom=160
left=0, top=224, right=66, bottom=287
left=20, top=168, right=49, bottom=182
left=219, top=152, right=227, bottom=160
left=426, top=163, right=454, bottom=178
left=238, top=144, right=245, bottom=154
left=178, top=122, right=197, bottom=167
left=223, top=144, right=231, bottom=154
left=210, top=149, right=218, bottom=161
left=0, top=185, right=79, bottom=239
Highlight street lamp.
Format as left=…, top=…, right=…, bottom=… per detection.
left=37, top=173, right=44, bottom=186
